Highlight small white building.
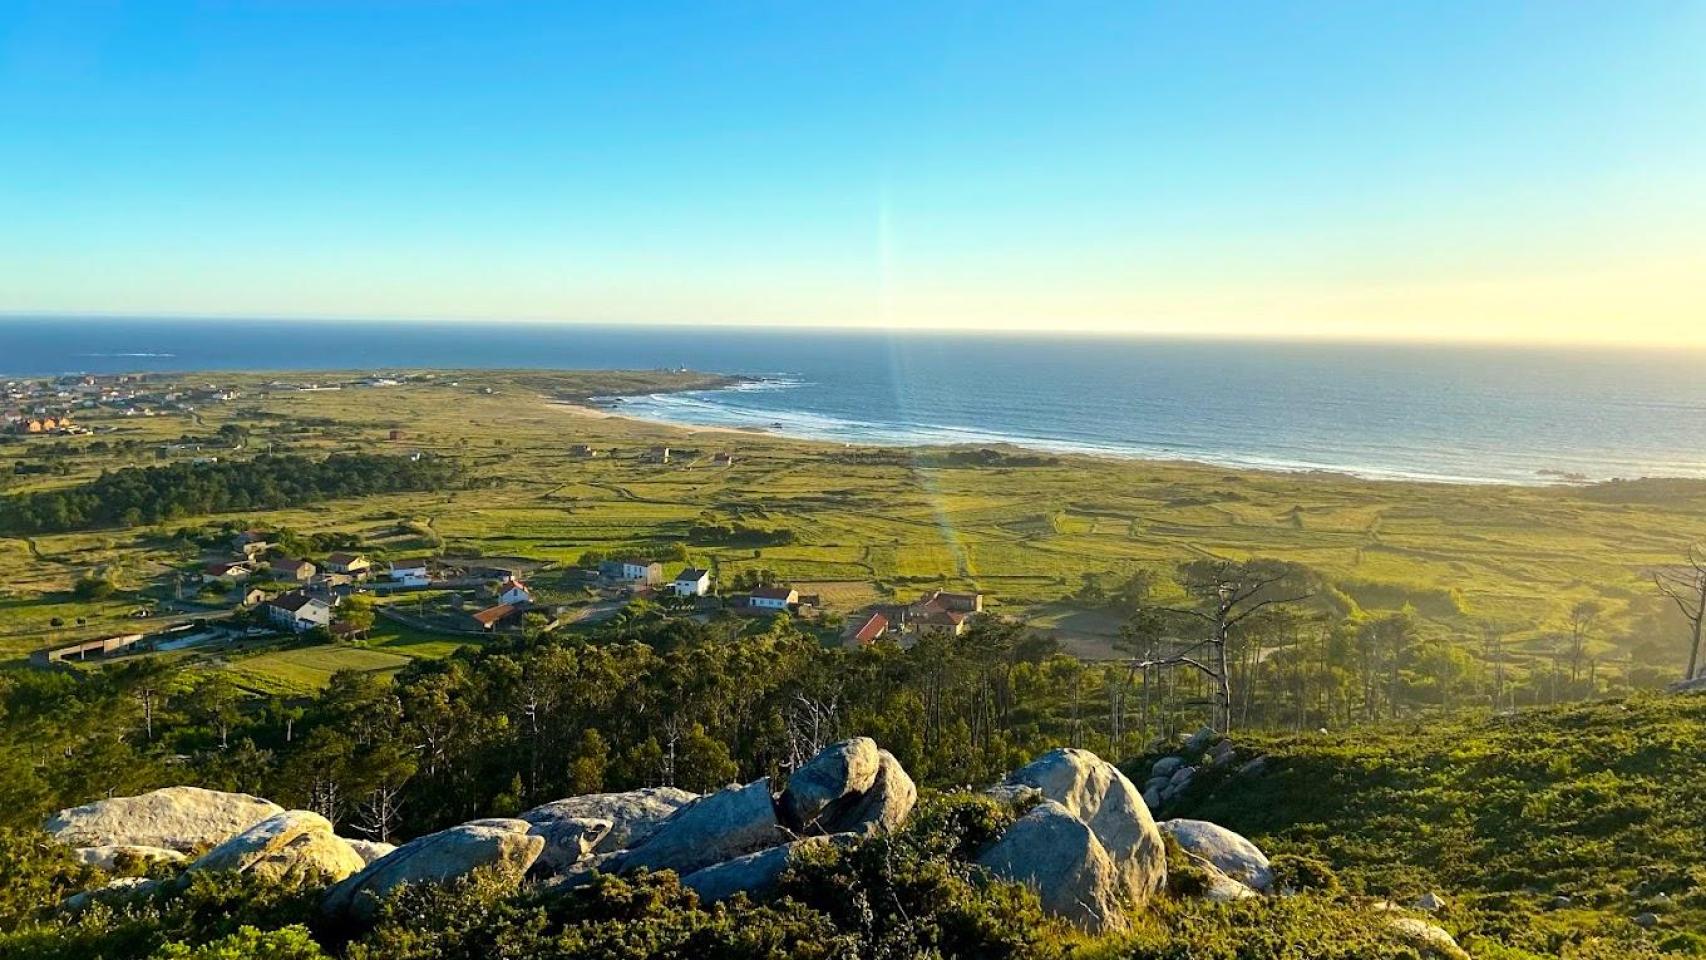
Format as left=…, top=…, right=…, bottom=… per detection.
left=600, top=559, right=663, bottom=584
left=672, top=568, right=711, bottom=597
left=748, top=585, right=798, bottom=610
left=269, top=557, right=317, bottom=582
left=388, top=558, right=432, bottom=587
left=495, top=577, right=533, bottom=606
left=201, top=561, right=252, bottom=584
left=324, top=552, right=371, bottom=576
left=264, top=593, right=333, bottom=632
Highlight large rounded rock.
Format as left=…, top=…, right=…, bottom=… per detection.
left=610, top=779, right=783, bottom=877
left=1159, top=819, right=1273, bottom=894
left=1000, top=748, right=1166, bottom=907
left=188, top=810, right=366, bottom=884
left=520, top=787, right=696, bottom=853
left=527, top=816, right=612, bottom=876
left=321, top=818, right=543, bottom=921
left=71, top=845, right=187, bottom=871
left=977, top=800, right=1127, bottom=933
left=810, top=748, right=916, bottom=837
left=779, top=738, right=881, bottom=830
left=45, top=787, right=284, bottom=853
left=342, top=839, right=397, bottom=865
left=680, top=836, right=833, bottom=904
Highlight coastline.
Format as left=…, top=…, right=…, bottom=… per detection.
left=541, top=385, right=1511, bottom=489
left=552, top=379, right=1564, bottom=488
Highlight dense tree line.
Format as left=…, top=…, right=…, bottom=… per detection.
left=0, top=560, right=1681, bottom=842
left=0, top=454, right=461, bottom=533
left=0, top=612, right=1077, bottom=841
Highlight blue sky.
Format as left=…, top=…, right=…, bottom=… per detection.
left=2, top=2, right=1703, bottom=341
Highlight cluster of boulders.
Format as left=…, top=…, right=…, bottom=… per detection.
left=40, top=739, right=1467, bottom=957
left=45, top=787, right=397, bottom=911
left=981, top=747, right=1166, bottom=932
left=1138, top=726, right=1265, bottom=813
left=42, top=739, right=918, bottom=924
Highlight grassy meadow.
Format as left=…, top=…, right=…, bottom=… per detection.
left=3, top=368, right=1704, bottom=692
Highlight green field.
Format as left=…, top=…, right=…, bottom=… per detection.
left=4, top=368, right=1704, bottom=687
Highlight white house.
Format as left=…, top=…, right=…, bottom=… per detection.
left=672, top=567, right=711, bottom=597
left=201, top=561, right=252, bottom=584
left=748, top=585, right=798, bottom=611
left=495, top=577, right=533, bottom=606
left=268, top=557, right=317, bottom=581
left=388, top=558, right=432, bottom=587
left=263, top=593, right=333, bottom=632
left=324, top=552, right=371, bottom=577
left=600, top=559, right=663, bottom=584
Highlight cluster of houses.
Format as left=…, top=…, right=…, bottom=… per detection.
left=843, top=590, right=985, bottom=648
left=6, top=412, right=80, bottom=435
left=465, top=576, right=536, bottom=632
left=3, top=373, right=252, bottom=429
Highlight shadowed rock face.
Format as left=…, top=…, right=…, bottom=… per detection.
left=188, top=810, right=366, bottom=884
left=978, top=800, right=1127, bottom=933
left=1000, top=747, right=1167, bottom=908
left=1159, top=819, right=1273, bottom=894
left=320, top=819, right=544, bottom=921
left=680, top=836, right=834, bottom=904
left=526, top=816, right=612, bottom=876
left=609, top=779, right=784, bottom=877
left=779, top=737, right=881, bottom=831
left=45, top=787, right=284, bottom=853
left=520, top=787, right=697, bottom=853
left=807, top=748, right=917, bottom=837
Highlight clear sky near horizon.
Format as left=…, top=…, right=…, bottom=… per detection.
left=2, top=2, right=1703, bottom=343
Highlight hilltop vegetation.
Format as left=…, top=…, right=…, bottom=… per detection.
left=1, top=640, right=1700, bottom=957
left=1166, top=695, right=1706, bottom=954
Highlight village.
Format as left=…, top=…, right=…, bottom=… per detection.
left=28, top=521, right=991, bottom=674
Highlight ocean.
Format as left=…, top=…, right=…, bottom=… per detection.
left=4, top=316, right=1704, bottom=484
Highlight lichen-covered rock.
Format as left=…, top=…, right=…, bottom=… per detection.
left=779, top=738, right=881, bottom=830
left=321, top=819, right=543, bottom=921
left=1159, top=819, right=1272, bottom=893
left=188, top=810, right=366, bottom=883
left=342, top=839, right=397, bottom=865
left=527, top=816, right=612, bottom=876
left=978, top=800, right=1127, bottom=933
left=811, top=748, right=916, bottom=837
left=71, top=845, right=187, bottom=871
left=1386, top=916, right=1470, bottom=959
left=45, top=787, right=284, bottom=853
left=1198, top=862, right=1260, bottom=902
left=680, top=836, right=833, bottom=904
left=1000, top=747, right=1166, bottom=907
left=520, top=787, right=697, bottom=853
left=63, top=876, right=159, bottom=913
left=610, top=779, right=782, bottom=877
